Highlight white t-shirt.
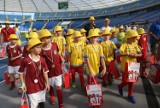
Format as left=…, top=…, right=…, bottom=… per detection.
left=101, top=26, right=112, bottom=32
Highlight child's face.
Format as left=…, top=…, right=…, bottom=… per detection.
left=74, top=37, right=80, bottom=42
left=31, top=45, right=42, bottom=55
left=10, top=39, right=17, bottom=45
left=56, top=31, right=62, bottom=36
left=90, top=37, right=98, bottom=43
left=128, top=37, right=137, bottom=42
left=41, top=37, right=51, bottom=44
left=103, top=35, right=110, bottom=40
left=82, top=32, right=85, bottom=36
left=111, top=32, right=116, bottom=38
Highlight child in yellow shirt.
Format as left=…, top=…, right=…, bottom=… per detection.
left=80, top=28, right=88, bottom=45
left=84, top=29, right=106, bottom=85
left=52, top=26, right=66, bottom=57
left=67, top=31, right=85, bottom=89
left=100, top=29, right=117, bottom=86
left=66, top=29, right=74, bottom=45
left=118, top=30, right=142, bottom=104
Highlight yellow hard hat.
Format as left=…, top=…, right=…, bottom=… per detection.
left=95, top=28, right=100, bottom=34
left=87, top=29, right=100, bottom=38
left=72, top=31, right=82, bottom=38
left=110, top=29, right=117, bottom=33
left=105, top=18, right=110, bottom=22
left=55, top=26, right=63, bottom=32
left=39, top=29, right=52, bottom=39
left=119, top=25, right=124, bottom=29
left=80, top=28, right=87, bottom=33
left=125, top=30, right=140, bottom=39
left=137, top=28, right=146, bottom=35
left=66, top=29, right=74, bottom=35
left=32, top=28, right=37, bottom=32
left=9, top=34, right=18, bottom=40
left=4, top=20, right=10, bottom=24
left=115, top=28, right=119, bottom=33
left=28, top=32, right=39, bottom=39
left=27, top=38, right=42, bottom=51
left=89, top=16, right=95, bottom=21
left=102, top=29, right=111, bottom=35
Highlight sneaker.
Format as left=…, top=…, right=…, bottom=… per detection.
left=128, top=96, right=136, bottom=104
left=71, top=82, right=76, bottom=88
left=118, top=87, right=123, bottom=96
left=9, top=85, right=15, bottom=91
left=50, top=96, right=55, bottom=104
left=59, top=104, right=64, bottom=108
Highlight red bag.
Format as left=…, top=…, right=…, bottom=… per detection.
left=0, top=47, right=5, bottom=58
left=20, top=92, right=29, bottom=108
left=4, top=72, right=10, bottom=85
left=148, top=64, right=160, bottom=84
left=123, top=62, right=140, bottom=83
left=63, top=72, right=70, bottom=88
left=108, top=60, right=120, bottom=79
left=86, top=77, right=103, bottom=107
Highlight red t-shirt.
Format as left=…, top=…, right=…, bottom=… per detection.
left=6, top=44, right=22, bottom=66
left=1, top=27, right=15, bottom=42
left=19, top=55, right=49, bottom=94
left=22, top=44, right=29, bottom=58
left=41, top=43, right=62, bottom=78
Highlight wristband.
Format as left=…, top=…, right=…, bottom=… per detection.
left=21, top=83, right=25, bottom=88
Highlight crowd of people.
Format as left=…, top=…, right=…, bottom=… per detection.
left=0, top=16, right=160, bottom=108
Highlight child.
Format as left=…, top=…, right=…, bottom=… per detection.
left=66, top=29, right=74, bottom=45
left=100, top=29, right=117, bottom=86
left=110, top=29, right=120, bottom=48
left=84, top=29, right=106, bottom=84
left=52, top=26, right=66, bottom=57
left=80, top=28, right=88, bottom=45
left=117, top=25, right=126, bottom=45
left=6, top=34, right=22, bottom=90
left=22, top=32, right=39, bottom=58
left=118, top=30, right=142, bottom=104
left=19, top=38, right=50, bottom=108
left=137, top=28, right=148, bottom=78
left=39, top=29, right=64, bottom=108
left=67, top=31, right=85, bottom=89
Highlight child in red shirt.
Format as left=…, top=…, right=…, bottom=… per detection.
left=39, top=29, right=64, bottom=108
left=19, top=38, right=50, bottom=108
left=6, top=34, right=22, bottom=90
left=137, top=28, right=148, bottom=78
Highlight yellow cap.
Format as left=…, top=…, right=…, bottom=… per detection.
left=28, top=32, right=39, bottom=39
left=110, top=29, right=117, bottom=33
left=72, top=31, right=82, bottom=38
left=9, top=34, right=18, bottom=40
left=125, top=30, right=140, bottom=39
left=87, top=29, right=100, bottom=38
left=55, top=26, right=63, bottom=32
left=89, top=16, right=95, bottom=21
left=66, top=29, right=74, bottom=35
left=95, top=28, right=100, bottom=34
left=27, top=38, right=42, bottom=51
left=39, top=29, right=52, bottom=39
left=137, top=28, right=146, bottom=35
left=102, top=29, right=111, bottom=35
left=80, top=28, right=87, bottom=33
left=119, top=25, right=124, bottom=29
left=4, top=20, right=10, bottom=24
left=105, top=18, right=110, bottom=22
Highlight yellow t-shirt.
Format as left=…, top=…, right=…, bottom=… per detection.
left=68, top=42, right=84, bottom=67
left=66, top=36, right=73, bottom=45
left=120, top=43, right=141, bottom=71
left=84, top=44, right=104, bottom=76
left=100, top=40, right=117, bottom=62
left=52, top=36, right=66, bottom=55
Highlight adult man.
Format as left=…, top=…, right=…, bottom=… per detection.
left=101, top=18, right=112, bottom=32
left=84, top=16, right=97, bottom=36
left=0, top=20, right=15, bottom=52
left=149, top=18, right=160, bottom=54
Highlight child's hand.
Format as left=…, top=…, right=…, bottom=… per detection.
left=21, top=86, right=27, bottom=92
left=129, top=53, right=136, bottom=57
left=46, top=84, right=50, bottom=92
left=10, top=57, right=16, bottom=61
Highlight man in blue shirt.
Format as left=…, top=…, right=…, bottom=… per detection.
left=149, top=18, right=160, bottom=54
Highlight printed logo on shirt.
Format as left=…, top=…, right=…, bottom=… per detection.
left=54, top=50, right=57, bottom=55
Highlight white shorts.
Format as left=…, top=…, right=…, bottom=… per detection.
left=49, top=75, right=62, bottom=87
left=8, top=66, right=20, bottom=74
left=28, top=90, right=46, bottom=108
left=2, top=42, right=9, bottom=52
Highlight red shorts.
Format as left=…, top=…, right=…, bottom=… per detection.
left=70, top=66, right=83, bottom=75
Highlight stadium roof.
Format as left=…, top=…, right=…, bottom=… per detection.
left=0, top=0, right=138, bottom=13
